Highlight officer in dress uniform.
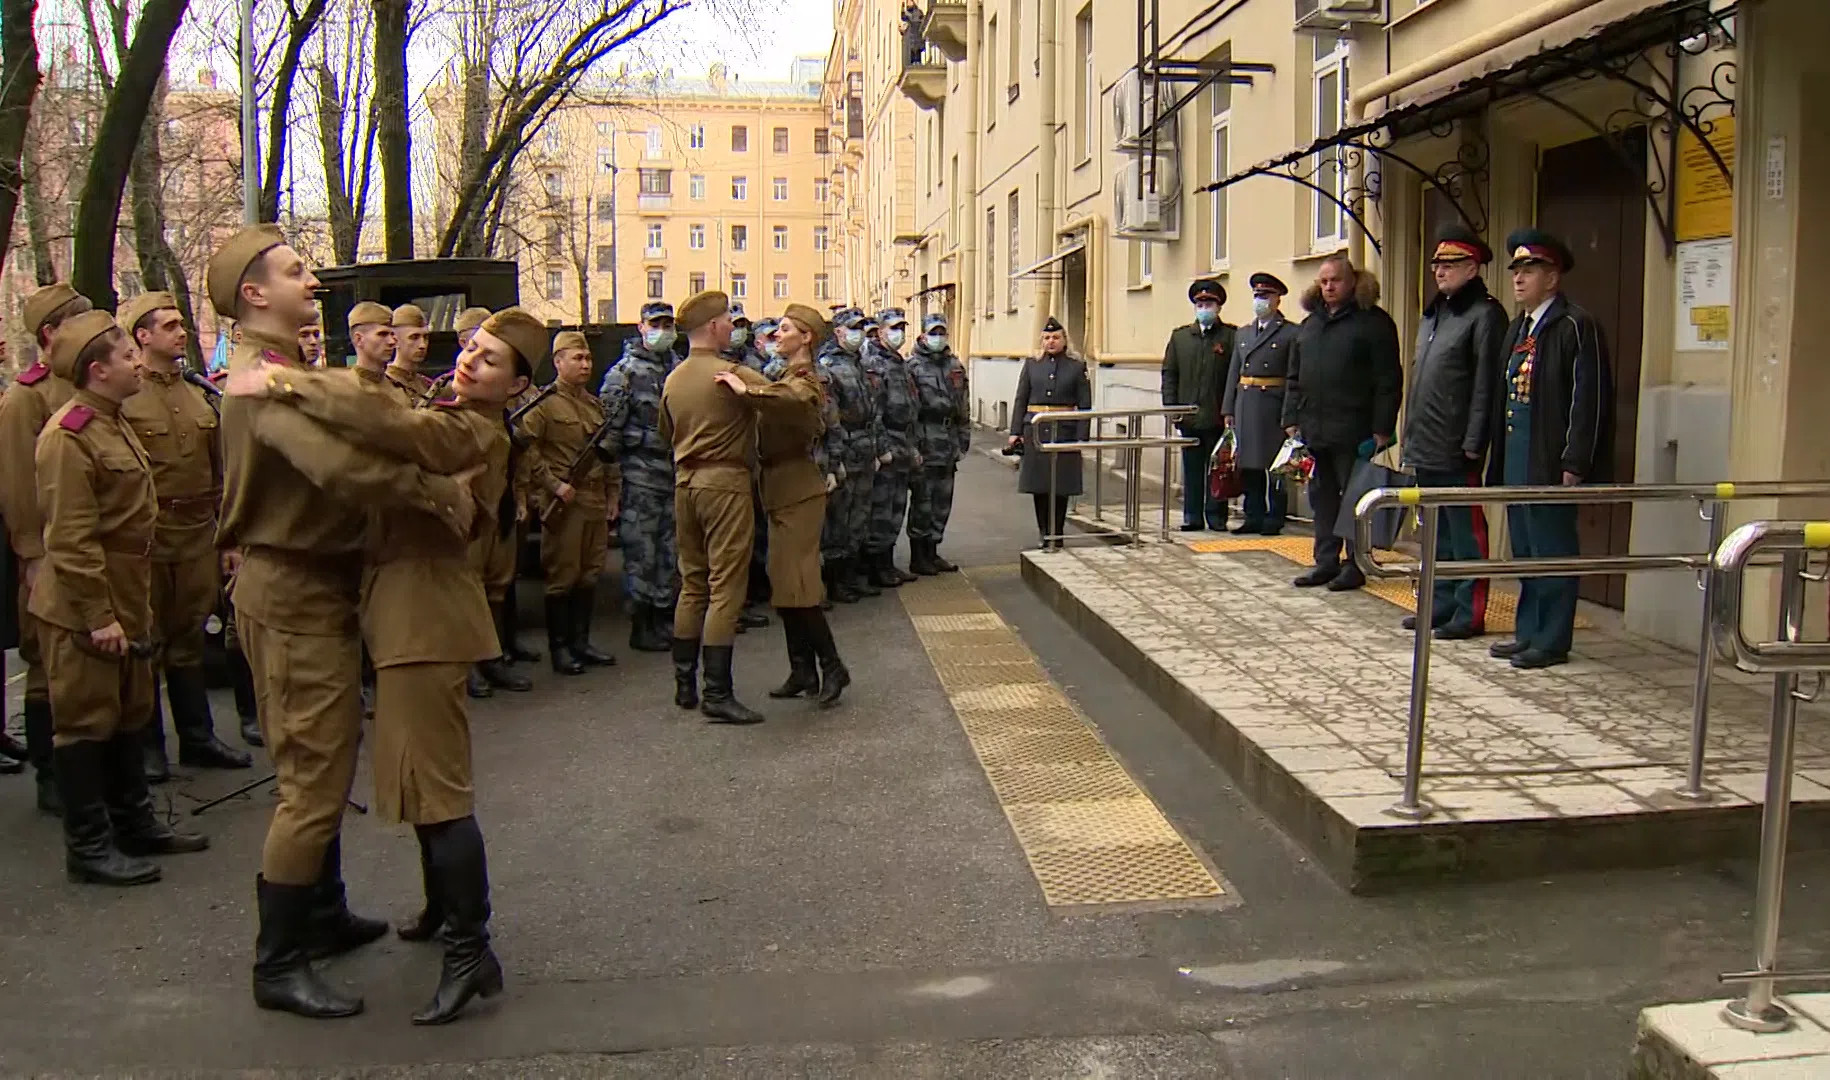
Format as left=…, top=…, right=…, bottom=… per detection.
left=116, top=291, right=252, bottom=781
left=1220, top=272, right=1298, bottom=535
left=1162, top=279, right=1237, bottom=532
left=817, top=309, right=882, bottom=602
left=0, top=283, right=93, bottom=815
left=33, top=311, right=210, bottom=886
left=1487, top=228, right=1611, bottom=670
left=387, top=304, right=434, bottom=400
left=906, top=312, right=969, bottom=574
left=1008, top=317, right=1092, bottom=549
left=346, top=301, right=397, bottom=390
left=600, top=302, right=680, bottom=654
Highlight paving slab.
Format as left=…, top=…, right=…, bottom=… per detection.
left=1633, top=995, right=1830, bottom=1078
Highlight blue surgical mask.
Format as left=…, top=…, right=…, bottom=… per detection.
left=1252, top=296, right=1276, bottom=320
left=643, top=328, right=676, bottom=352
left=924, top=333, right=947, bottom=351
left=730, top=327, right=750, bottom=348
left=763, top=340, right=781, bottom=358
left=841, top=328, right=864, bottom=351
left=886, top=328, right=906, bottom=349
left=1193, top=306, right=1217, bottom=327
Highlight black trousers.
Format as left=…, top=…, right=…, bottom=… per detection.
left=1306, top=445, right=1360, bottom=571
left=1031, top=495, right=1069, bottom=543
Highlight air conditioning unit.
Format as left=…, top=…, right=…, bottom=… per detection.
left=1295, top=0, right=1384, bottom=31
left=1111, top=67, right=1177, bottom=151
left=1112, top=152, right=1181, bottom=240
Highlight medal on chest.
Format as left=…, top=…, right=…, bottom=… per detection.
left=1510, top=336, right=1536, bottom=405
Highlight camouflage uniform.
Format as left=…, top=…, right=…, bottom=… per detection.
left=861, top=310, right=920, bottom=586
left=600, top=339, right=678, bottom=651
left=816, top=318, right=882, bottom=600
left=907, top=318, right=971, bottom=572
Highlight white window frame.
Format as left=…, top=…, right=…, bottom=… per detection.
left=689, top=124, right=705, bottom=149
left=814, top=273, right=830, bottom=300
left=689, top=174, right=706, bottom=200
left=597, top=147, right=613, bottom=173
left=1006, top=190, right=1020, bottom=312
left=1210, top=88, right=1231, bottom=269
left=772, top=273, right=790, bottom=299
left=1311, top=36, right=1351, bottom=251
left=732, top=176, right=748, bottom=201
left=731, top=224, right=748, bottom=251
left=688, top=223, right=706, bottom=250
left=772, top=225, right=789, bottom=251
left=646, top=269, right=664, bottom=299
left=814, top=178, right=829, bottom=203
left=546, top=269, right=565, bottom=299
left=1076, top=9, right=1094, bottom=164
left=730, top=272, right=748, bottom=299
left=645, top=127, right=663, bottom=156
left=984, top=206, right=997, bottom=316
left=689, top=272, right=706, bottom=293
left=813, top=226, right=829, bottom=252
left=645, top=223, right=663, bottom=249
left=772, top=177, right=789, bottom=201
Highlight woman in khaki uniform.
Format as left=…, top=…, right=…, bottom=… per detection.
left=716, top=304, right=850, bottom=706
left=222, top=307, right=548, bottom=1026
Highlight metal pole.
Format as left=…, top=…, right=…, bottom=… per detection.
left=1092, top=415, right=1104, bottom=522
left=1046, top=414, right=1057, bottom=550
left=240, top=0, right=258, bottom=224
left=1159, top=438, right=1172, bottom=542
left=1722, top=549, right=1807, bottom=1034
left=1676, top=499, right=1728, bottom=801
left=1388, top=505, right=1440, bottom=820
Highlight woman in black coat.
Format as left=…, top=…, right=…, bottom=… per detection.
left=1008, top=318, right=1093, bottom=549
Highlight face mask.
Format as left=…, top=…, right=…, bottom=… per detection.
left=924, top=333, right=947, bottom=351
left=841, top=329, right=864, bottom=351
left=730, top=327, right=750, bottom=348
left=763, top=340, right=781, bottom=358
left=1193, top=306, right=1217, bottom=327
left=643, top=328, right=676, bottom=352
left=1252, top=296, right=1276, bottom=320
left=886, top=328, right=906, bottom=349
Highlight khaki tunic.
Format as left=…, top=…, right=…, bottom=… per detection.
left=121, top=365, right=222, bottom=668
left=0, top=362, right=74, bottom=698
left=31, top=389, right=157, bottom=744
left=749, top=364, right=828, bottom=609
left=385, top=363, right=431, bottom=405
left=523, top=381, right=612, bottom=593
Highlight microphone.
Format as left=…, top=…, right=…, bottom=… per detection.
left=183, top=369, right=222, bottom=396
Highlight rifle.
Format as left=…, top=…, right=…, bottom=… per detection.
left=504, top=381, right=560, bottom=450
left=413, top=370, right=456, bottom=408
left=539, top=410, right=617, bottom=525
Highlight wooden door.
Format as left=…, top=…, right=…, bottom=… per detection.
left=1536, top=129, right=1646, bottom=609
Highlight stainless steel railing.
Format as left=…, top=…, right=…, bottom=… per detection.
left=1351, top=480, right=1830, bottom=819
left=1032, top=406, right=1197, bottom=546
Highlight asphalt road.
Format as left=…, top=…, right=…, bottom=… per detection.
left=2, top=433, right=1827, bottom=1079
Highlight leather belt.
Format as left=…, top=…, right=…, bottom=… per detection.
left=102, top=538, right=154, bottom=557
left=676, top=458, right=750, bottom=473
left=158, top=494, right=218, bottom=508
left=1238, top=376, right=1285, bottom=388
left=1027, top=404, right=1075, bottom=413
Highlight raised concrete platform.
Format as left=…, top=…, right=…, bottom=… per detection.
left=1634, top=997, right=1830, bottom=1078
left=1023, top=542, right=1830, bottom=892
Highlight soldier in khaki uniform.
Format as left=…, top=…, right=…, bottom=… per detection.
left=209, top=224, right=481, bottom=1020
left=387, top=304, right=433, bottom=400
left=659, top=291, right=775, bottom=724
left=299, top=311, right=326, bottom=368
left=490, top=314, right=545, bottom=669
left=33, top=311, right=210, bottom=886
left=346, top=301, right=397, bottom=390
left=461, top=310, right=535, bottom=699
left=0, top=283, right=94, bottom=815
left=521, top=330, right=614, bottom=674
left=117, top=292, right=253, bottom=780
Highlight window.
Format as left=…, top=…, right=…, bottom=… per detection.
left=546, top=221, right=562, bottom=259
left=1139, top=240, right=1153, bottom=283
left=543, top=127, right=561, bottom=153
left=597, top=300, right=614, bottom=322
left=688, top=223, right=706, bottom=249
left=639, top=168, right=671, bottom=195
left=689, top=272, right=706, bottom=293
left=597, top=198, right=613, bottom=222
left=597, top=121, right=612, bottom=136
left=773, top=126, right=789, bottom=153
left=731, top=125, right=748, bottom=152
left=543, top=171, right=563, bottom=197
left=598, top=147, right=613, bottom=173
left=813, top=226, right=829, bottom=252
left=646, top=127, right=663, bottom=156
left=772, top=177, right=789, bottom=201
left=731, top=224, right=748, bottom=251
left=1075, top=8, right=1094, bottom=161
left=1007, top=190, right=1020, bottom=312
left=814, top=178, right=829, bottom=202
left=772, top=225, right=789, bottom=251
left=646, top=223, right=663, bottom=249
left=984, top=206, right=997, bottom=315
left=773, top=273, right=790, bottom=299
left=596, top=245, right=614, bottom=272
left=730, top=273, right=747, bottom=299
left=1008, top=0, right=1022, bottom=100
left=1312, top=36, right=1350, bottom=249
left=546, top=270, right=564, bottom=300
left=689, top=174, right=706, bottom=199
left=984, top=16, right=999, bottom=127
left=814, top=128, right=830, bottom=153
left=732, top=176, right=748, bottom=200
left=814, top=273, right=830, bottom=300
left=1209, top=68, right=1231, bottom=267
left=689, top=124, right=705, bottom=149
left=646, top=269, right=664, bottom=299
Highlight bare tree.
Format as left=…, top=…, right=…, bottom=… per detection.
left=373, top=0, right=413, bottom=258
left=311, top=0, right=379, bottom=264
left=17, top=118, right=55, bottom=285
left=0, top=0, right=41, bottom=280
left=259, top=0, right=331, bottom=222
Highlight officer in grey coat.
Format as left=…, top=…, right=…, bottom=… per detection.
left=600, top=300, right=680, bottom=652
left=819, top=309, right=883, bottom=601
left=1008, top=317, right=1092, bottom=550
left=862, top=307, right=920, bottom=588
left=907, top=313, right=969, bottom=574
left=1220, top=272, right=1299, bottom=535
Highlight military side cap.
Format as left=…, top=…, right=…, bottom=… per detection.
left=1248, top=272, right=1288, bottom=296
left=205, top=224, right=287, bottom=319
left=47, top=310, right=120, bottom=383
left=118, top=291, right=178, bottom=335
left=392, top=303, right=427, bottom=328
left=923, top=313, right=948, bottom=331
left=1188, top=278, right=1224, bottom=304
left=640, top=301, right=675, bottom=321
left=783, top=303, right=830, bottom=344
left=552, top=330, right=589, bottom=355
left=481, top=307, right=549, bottom=368
left=677, top=290, right=729, bottom=333
left=1432, top=222, right=1492, bottom=265
left=455, top=306, right=491, bottom=333
left=348, top=301, right=393, bottom=330
left=24, top=284, right=85, bottom=337
left=1505, top=228, right=1575, bottom=272
left=877, top=307, right=908, bottom=326
left=1042, top=316, right=1065, bottom=333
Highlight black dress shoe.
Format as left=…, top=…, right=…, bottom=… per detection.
left=1230, top=521, right=1261, bottom=534
left=1489, top=639, right=1530, bottom=659
left=178, top=735, right=254, bottom=770
left=1400, top=613, right=1451, bottom=632
left=1179, top=522, right=1203, bottom=532
left=1510, top=649, right=1568, bottom=670
left=1293, top=566, right=1339, bottom=588
left=1326, top=569, right=1366, bottom=592
left=1434, top=623, right=1485, bottom=641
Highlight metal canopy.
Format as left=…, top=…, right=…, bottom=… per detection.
left=1196, top=0, right=1738, bottom=257
left=1010, top=241, right=1088, bottom=281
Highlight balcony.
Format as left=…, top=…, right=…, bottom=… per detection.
left=637, top=193, right=672, bottom=212
left=644, top=246, right=666, bottom=261
left=921, top=1, right=967, bottom=62
left=898, top=49, right=947, bottom=111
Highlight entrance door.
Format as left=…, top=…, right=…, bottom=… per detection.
left=1537, top=128, right=1646, bottom=610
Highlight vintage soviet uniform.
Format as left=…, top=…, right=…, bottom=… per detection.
left=524, top=380, right=613, bottom=596
left=1220, top=307, right=1299, bottom=534
left=906, top=327, right=970, bottom=566
left=861, top=324, right=919, bottom=580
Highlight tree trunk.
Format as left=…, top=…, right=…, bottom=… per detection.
left=315, top=61, right=358, bottom=263
left=259, top=0, right=330, bottom=223
left=124, top=78, right=203, bottom=368
left=19, top=124, right=55, bottom=285
left=0, top=0, right=41, bottom=280
left=69, top=0, right=190, bottom=310
left=372, top=0, right=413, bottom=260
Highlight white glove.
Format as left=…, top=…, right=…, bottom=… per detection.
left=877, top=452, right=893, bottom=466
left=824, top=473, right=838, bottom=493
left=836, top=464, right=848, bottom=481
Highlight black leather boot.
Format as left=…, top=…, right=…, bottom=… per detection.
left=0, top=727, right=26, bottom=763
left=466, top=666, right=493, bottom=698
left=628, top=601, right=670, bottom=652
left=143, top=677, right=171, bottom=784
left=56, top=741, right=160, bottom=885
left=867, top=550, right=904, bottom=589
left=908, top=540, right=939, bottom=576
left=397, top=829, right=449, bottom=944
left=737, top=604, right=771, bottom=630
left=571, top=586, right=616, bottom=666
left=672, top=637, right=701, bottom=709
left=929, top=542, right=959, bottom=573
left=847, top=555, right=881, bottom=598
left=105, top=731, right=209, bottom=856
left=229, top=650, right=263, bottom=748
left=768, top=609, right=819, bottom=699
left=305, top=835, right=389, bottom=960
left=827, top=560, right=861, bottom=604
left=804, top=610, right=851, bottom=708
left=478, top=656, right=531, bottom=692
left=25, top=698, right=61, bottom=816
left=499, top=585, right=541, bottom=664
left=169, top=665, right=253, bottom=769
left=699, top=645, right=763, bottom=725
left=253, top=875, right=364, bottom=1018
left=892, top=551, right=919, bottom=583
left=411, top=817, right=504, bottom=1025
left=546, top=593, right=584, bottom=675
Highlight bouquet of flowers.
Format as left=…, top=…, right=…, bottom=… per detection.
left=1269, top=435, right=1314, bottom=483
left=1208, top=428, right=1244, bottom=500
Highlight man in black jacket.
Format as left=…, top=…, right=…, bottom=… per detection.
left=1283, top=255, right=1402, bottom=591
left=1162, top=279, right=1236, bottom=532
left=1400, top=224, right=1507, bottom=638
left=1488, top=228, right=1611, bottom=669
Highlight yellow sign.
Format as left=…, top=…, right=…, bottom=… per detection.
left=1690, top=305, right=1730, bottom=343
left=1675, top=116, right=1735, bottom=241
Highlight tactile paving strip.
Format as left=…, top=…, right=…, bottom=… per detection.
left=899, top=576, right=1226, bottom=908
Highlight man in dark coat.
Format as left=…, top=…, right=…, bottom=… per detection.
left=1162, top=279, right=1237, bottom=531
left=1221, top=272, right=1299, bottom=535
left=1400, top=224, right=1508, bottom=638
left=1487, top=228, right=1611, bottom=669
left=1282, top=255, right=1403, bottom=591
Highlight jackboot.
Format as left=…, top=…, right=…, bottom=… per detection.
left=169, top=665, right=252, bottom=769
left=738, top=604, right=772, bottom=630
left=411, top=817, right=504, bottom=1025
left=847, top=555, right=881, bottom=598
left=804, top=609, right=850, bottom=707
left=253, top=875, right=364, bottom=1018
left=396, top=829, right=449, bottom=944
left=499, top=585, right=541, bottom=664
left=25, top=698, right=62, bottom=816
left=700, top=645, right=763, bottom=724
left=907, top=540, right=939, bottom=576
left=627, top=601, right=671, bottom=652
left=672, top=637, right=701, bottom=709
left=546, top=593, right=584, bottom=676
left=54, top=741, right=160, bottom=886
left=929, top=541, right=959, bottom=573
left=0, top=727, right=26, bottom=763
left=104, top=731, right=208, bottom=856
left=825, top=561, right=860, bottom=604
left=893, top=553, right=920, bottom=583
left=571, top=586, right=616, bottom=666
left=768, top=609, right=819, bottom=698
left=466, top=667, right=493, bottom=699
left=142, top=683, right=171, bottom=784
left=305, top=835, right=390, bottom=960
left=229, top=650, right=263, bottom=748
left=867, top=550, right=904, bottom=589
left=477, top=656, right=532, bottom=692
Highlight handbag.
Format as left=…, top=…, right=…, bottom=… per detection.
left=1334, top=458, right=1408, bottom=550
left=1208, top=429, right=1244, bottom=500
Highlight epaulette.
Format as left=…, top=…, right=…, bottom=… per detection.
left=59, top=404, right=95, bottom=432
left=15, top=362, right=49, bottom=386
left=432, top=397, right=461, bottom=408
left=260, top=349, right=293, bottom=366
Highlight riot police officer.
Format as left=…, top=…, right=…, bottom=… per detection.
left=861, top=307, right=919, bottom=587
left=601, top=302, right=679, bottom=652
left=906, top=313, right=970, bottom=573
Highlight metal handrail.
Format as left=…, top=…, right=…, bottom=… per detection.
left=1710, top=522, right=1830, bottom=1035
left=1031, top=406, right=1196, bottom=546
left=1350, top=479, right=1830, bottom=819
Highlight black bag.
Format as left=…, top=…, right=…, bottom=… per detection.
left=1334, top=458, right=1407, bottom=551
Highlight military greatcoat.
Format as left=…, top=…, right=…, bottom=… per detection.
left=1009, top=351, right=1092, bottom=496
left=1220, top=313, right=1301, bottom=471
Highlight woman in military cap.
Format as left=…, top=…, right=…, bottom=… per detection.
left=1007, top=317, right=1092, bottom=549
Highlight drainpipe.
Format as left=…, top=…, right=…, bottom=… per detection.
left=1032, top=0, right=1060, bottom=336
left=960, top=0, right=982, bottom=361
